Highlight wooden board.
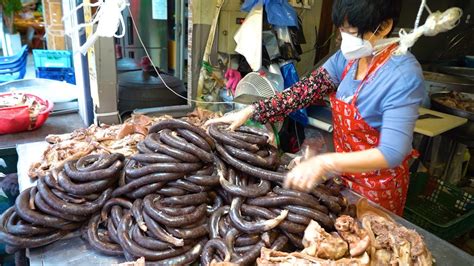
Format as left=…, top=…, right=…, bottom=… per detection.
left=415, top=107, right=467, bottom=137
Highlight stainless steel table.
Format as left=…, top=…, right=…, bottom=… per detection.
left=25, top=189, right=473, bottom=266
left=28, top=234, right=124, bottom=266
left=0, top=112, right=85, bottom=150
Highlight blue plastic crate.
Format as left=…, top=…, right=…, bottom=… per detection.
left=33, top=49, right=73, bottom=68
left=36, top=67, right=76, bottom=85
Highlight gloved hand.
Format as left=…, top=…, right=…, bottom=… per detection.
left=287, top=155, right=303, bottom=170
left=284, top=154, right=339, bottom=192
left=204, top=106, right=276, bottom=146
left=204, top=105, right=255, bottom=131
left=287, top=143, right=319, bottom=170
left=224, top=68, right=241, bottom=96
left=264, top=123, right=276, bottom=147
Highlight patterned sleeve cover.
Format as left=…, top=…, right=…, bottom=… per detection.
left=251, top=66, right=336, bottom=124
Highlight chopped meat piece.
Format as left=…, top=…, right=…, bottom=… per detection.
left=211, top=262, right=238, bottom=266
left=375, top=234, right=391, bottom=249
left=257, top=247, right=370, bottom=266
left=302, top=220, right=348, bottom=260
left=116, top=123, right=135, bottom=139
left=434, top=92, right=474, bottom=113
left=28, top=110, right=221, bottom=179
left=361, top=214, right=433, bottom=266
left=373, top=249, right=392, bottom=266
left=334, top=215, right=370, bottom=257
left=395, top=226, right=425, bottom=257
left=184, top=107, right=222, bottom=126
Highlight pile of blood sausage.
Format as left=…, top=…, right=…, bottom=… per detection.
left=0, top=119, right=354, bottom=265
left=0, top=153, right=124, bottom=254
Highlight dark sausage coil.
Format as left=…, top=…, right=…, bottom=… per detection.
left=0, top=207, right=68, bottom=252
left=219, top=168, right=271, bottom=198
left=0, top=153, right=124, bottom=252
left=149, top=119, right=215, bottom=149
left=160, top=129, right=214, bottom=163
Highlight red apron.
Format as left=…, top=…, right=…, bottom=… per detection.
left=330, top=44, right=416, bottom=216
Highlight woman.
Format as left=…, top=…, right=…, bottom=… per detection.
left=206, top=0, right=425, bottom=215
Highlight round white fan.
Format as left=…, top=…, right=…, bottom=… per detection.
left=233, top=66, right=284, bottom=105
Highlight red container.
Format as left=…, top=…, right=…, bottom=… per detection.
left=0, top=93, right=53, bottom=134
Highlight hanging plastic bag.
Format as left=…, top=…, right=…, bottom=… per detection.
left=263, top=31, right=280, bottom=60
left=289, top=108, right=309, bottom=126
left=241, top=0, right=264, bottom=12
left=63, top=0, right=129, bottom=55
left=274, top=26, right=300, bottom=61
left=265, top=0, right=298, bottom=27
left=234, top=3, right=263, bottom=71
left=281, top=62, right=299, bottom=88
left=241, top=0, right=298, bottom=27
left=288, top=16, right=306, bottom=55
left=281, top=62, right=309, bottom=126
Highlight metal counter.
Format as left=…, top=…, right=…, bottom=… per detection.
left=28, top=234, right=124, bottom=266
left=25, top=189, right=472, bottom=266
left=0, top=112, right=85, bottom=150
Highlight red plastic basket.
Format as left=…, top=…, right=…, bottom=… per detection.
left=0, top=93, right=53, bottom=134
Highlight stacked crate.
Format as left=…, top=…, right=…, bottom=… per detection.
left=33, top=49, right=76, bottom=84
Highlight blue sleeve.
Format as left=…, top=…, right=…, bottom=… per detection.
left=322, top=50, right=348, bottom=86
left=377, top=67, right=425, bottom=168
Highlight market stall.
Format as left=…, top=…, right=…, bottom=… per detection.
left=1, top=0, right=473, bottom=265
left=0, top=113, right=470, bottom=265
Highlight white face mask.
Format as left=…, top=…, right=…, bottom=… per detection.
left=340, top=31, right=374, bottom=60
left=340, top=24, right=385, bottom=60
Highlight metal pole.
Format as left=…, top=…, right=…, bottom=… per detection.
left=83, top=0, right=119, bottom=125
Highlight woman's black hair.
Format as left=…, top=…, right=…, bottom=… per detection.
left=332, top=0, right=402, bottom=36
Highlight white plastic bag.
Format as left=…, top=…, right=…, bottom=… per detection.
left=234, top=4, right=263, bottom=71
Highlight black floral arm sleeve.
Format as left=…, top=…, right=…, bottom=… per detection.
left=251, top=67, right=336, bottom=124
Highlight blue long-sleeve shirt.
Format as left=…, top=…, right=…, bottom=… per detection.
left=323, top=51, right=425, bottom=167
left=252, top=50, right=425, bottom=168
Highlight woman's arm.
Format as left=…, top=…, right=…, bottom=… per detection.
left=251, top=67, right=336, bottom=124
left=325, top=149, right=390, bottom=173
left=204, top=52, right=344, bottom=131
left=285, top=149, right=389, bottom=191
